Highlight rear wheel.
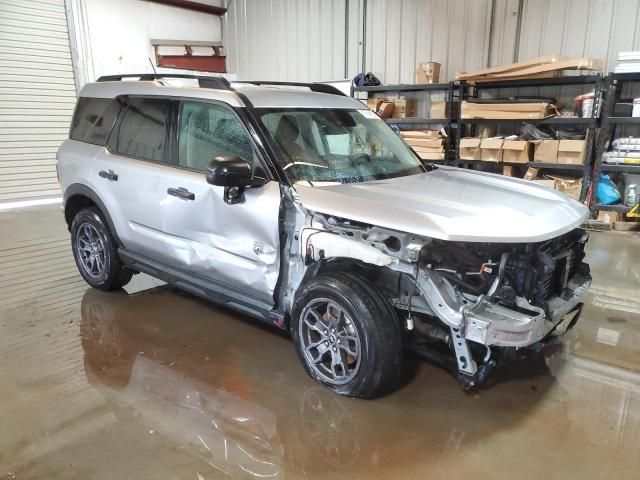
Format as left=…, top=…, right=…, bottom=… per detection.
left=292, top=272, right=403, bottom=399
left=71, top=207, right=133, bottom=291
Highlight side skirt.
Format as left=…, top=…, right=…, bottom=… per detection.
left=119, top=248, right=285, bottom=327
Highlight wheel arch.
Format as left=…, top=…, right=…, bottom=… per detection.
left=288, top=257, right=400, bottom=330
left=64, top=183, right=124, bottom=247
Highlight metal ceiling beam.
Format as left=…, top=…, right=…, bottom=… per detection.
left=146, top=0, right=227, bottom=16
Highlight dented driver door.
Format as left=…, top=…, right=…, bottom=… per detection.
left=155, top=168, right=281, bottom=306
left=152, top=100, right=281, bottom=306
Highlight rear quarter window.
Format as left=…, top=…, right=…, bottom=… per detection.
left=70, top=97, right=121, bottom=146
left=108, top=98, right=170, bottom=163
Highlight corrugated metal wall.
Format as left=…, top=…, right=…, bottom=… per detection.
left=0, top=0, right=77, bottom=202
left=517, top=0, right=640, bottom=73
left=225, top=0, right=640, bottom=83
left=362, top=0, right=492, bottom=84
left=225, top=0, right=494, bottom=82
left=224, top=0, right=348, bottom=81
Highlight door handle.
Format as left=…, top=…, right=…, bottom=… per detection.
left=167, top=187, right=195, bottom=201
left=99, top=169, right=118, bottom=181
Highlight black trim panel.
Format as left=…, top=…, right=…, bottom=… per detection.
left=118, top=248, right=278, bottom=324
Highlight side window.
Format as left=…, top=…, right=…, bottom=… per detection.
left=178, top=101, right=254, bottom=171
left=70, top=97, right=121, bottom=146
left=109, top=98, right=170, bottom=162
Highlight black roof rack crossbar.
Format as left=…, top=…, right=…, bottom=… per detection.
left=236, top=81, right=346, bottom=96
left=97, top=73, right=232, bottom=90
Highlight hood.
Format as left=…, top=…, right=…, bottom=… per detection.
left=294, top=167, right=589, bottom=243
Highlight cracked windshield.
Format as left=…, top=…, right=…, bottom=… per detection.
left=256, top=108, right=426, bottom=184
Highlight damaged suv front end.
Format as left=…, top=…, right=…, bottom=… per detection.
left=254, top=104, right=591, bottom=391
left=410, top=230, right=590, bottom=384
left=293, top=208, right=590, bottom=388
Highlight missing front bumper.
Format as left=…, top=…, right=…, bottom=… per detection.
left=418, top=272, right=591, bottom=349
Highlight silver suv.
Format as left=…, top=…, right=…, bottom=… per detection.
left=58, top=74, right=591, bottom=397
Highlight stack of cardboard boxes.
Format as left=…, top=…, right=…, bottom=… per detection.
left=460, top=101, right=556, bottom=120
left=456, top=54, right=603, bottom=83
left=400, top=130, right=445, bottom=160
left=458, top=136, right=585, bottom=200
left=367, top=97, right=416, bottom=119
left=459, top=136, right=587, bottom=165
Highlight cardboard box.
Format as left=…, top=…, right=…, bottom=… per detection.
left=480, top=138, right=503, bottom=162
left=400, top=130, right=440, bottom=139
left=597, top=211, right=620, bottom=224
left=461, top=101, right=553, bottom=119
left=416, top=151, right=445, bottom=160
left=550, top=176, right=582, bottom=200
left=456, top=54, right=563, bottom=81
left=456, top=54, right=602, bottom=82
left=377, top=101, right=395, bottom=119
left=416, top=61, right=440, bottom=84
left=503, top=165, right=514, bottom=176
left=532, top=140, right=559, bottom=164
left=392, top=98, right=416, bottom=118
left=557, top=139, right=587, bottom=165
left=367, top=98, right=382, bottom=112
left=412, top=146, right=444, bottom=154
left=405, top=138, right=442, bottom=148
left=481, top=127, right=496, bottom=138
left=429, top=101, right=446, bottom=118
left=524, top=167, right=539, bottom=180
left=459, top=138, right=482, bottom=160
left=502, top=140, right=531, bottom=164
left=533, top=179, right=556, bottom=189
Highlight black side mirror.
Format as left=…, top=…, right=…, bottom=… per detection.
left=206, top=156, right=265, bottom=205
left=206, top=155, right=253, bottom=187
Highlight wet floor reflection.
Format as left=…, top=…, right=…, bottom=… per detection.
left=76, top=287, right=640, bottom=480
left=1, top=207, right=640, bottom=479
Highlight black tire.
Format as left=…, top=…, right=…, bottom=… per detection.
left=71, top=207, right=133, bottom=291
left=291, top=272, right=404, bottom=399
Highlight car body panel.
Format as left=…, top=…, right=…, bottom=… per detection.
left=294, top=166, right=589, bottom=243
left=106, top=152, right=280, bottom=305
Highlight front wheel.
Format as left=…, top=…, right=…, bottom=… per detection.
left=291, top=272, right=403, bottom=399
left=71, top=207, right=133, bottom=291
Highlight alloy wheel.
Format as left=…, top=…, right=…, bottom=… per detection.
left=76, top=223, right=107, bottom=278
left=299, top=298, right=362, bottom=385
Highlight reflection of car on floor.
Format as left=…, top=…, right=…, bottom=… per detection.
left=81, top=291, right=282, bottom=478
left=80, top=288, right=368, bottom=478
left=62, top=74, right=591, bottom=397
left=80, top=288, right=560, bottom=479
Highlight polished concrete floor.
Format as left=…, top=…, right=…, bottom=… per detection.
left=1, top=205, right=639, bottom=480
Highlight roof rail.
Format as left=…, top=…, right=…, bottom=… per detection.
left=234, top=81, right=346, bottom=96
left=96, top=73, right=232, bottom=90
left=95, top=75, right=346, bottom=97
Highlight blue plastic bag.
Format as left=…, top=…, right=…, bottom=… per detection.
left=596, top=173, right=621, bottom=205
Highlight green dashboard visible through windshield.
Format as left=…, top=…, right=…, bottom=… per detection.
left=255, top=108, right=426, bottom=184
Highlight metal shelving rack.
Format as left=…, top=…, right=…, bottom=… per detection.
left=591, top=72, right=640, bottom=214
left=457, top=74, right=603, bottom=202
left=350, top=82, right=460, bottom=163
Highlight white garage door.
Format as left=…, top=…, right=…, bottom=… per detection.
left=0, top=0, right=77, bottom=202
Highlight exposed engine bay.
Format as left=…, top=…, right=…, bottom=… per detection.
left=295, top=212, right=591, bottom=389
left=422, top=229, right=590, bottom=315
